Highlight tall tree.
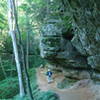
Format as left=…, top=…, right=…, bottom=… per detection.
left=9, top=0, right=34, bottom=99
left=7, top=0, right=25, bottom=97
left=26, top=14, right=30, bottom=70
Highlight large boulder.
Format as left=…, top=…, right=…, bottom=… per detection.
left=39, top=0, right=100, bottom=80
left=40, top=20, right=88, bottom=68
left=70, top=0, right=100, bottom=70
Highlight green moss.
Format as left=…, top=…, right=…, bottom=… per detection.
left=42, top=37, right=60, bottom=47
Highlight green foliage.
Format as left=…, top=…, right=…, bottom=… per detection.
left=0, top=0, right=73, bottom=99
left=14, top=91, right=59, bottom=100
left=0, top=77, right=18, bottom=99
left=0, top=0, right=8, bottom=30
left=36, top=91, right=59, bottom=100
left=0, top=56, right=16, bottom=81
left=14, top=68, right=59, bottom=100
left=29, top=55, right=46, bottom=68
left=2, top=59, right=16, bottom=74
left=0, top=34, right=12, bottom=54
left=0, top=68, right=5, bottom=80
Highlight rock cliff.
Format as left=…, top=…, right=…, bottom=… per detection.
left=40, top=0, right=100, bottom=80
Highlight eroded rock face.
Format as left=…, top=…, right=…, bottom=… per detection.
left=40, top=0, right=100, bottom=80
left=70, top=0, right=100, bottom=70
left=40, top=20, right=88, bottom=68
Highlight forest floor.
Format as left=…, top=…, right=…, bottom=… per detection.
left=37, top=68, right=100, bottom=100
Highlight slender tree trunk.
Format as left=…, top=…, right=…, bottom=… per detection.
left=26, top=33, right=29, bottom=69
left=7, top=0, right=25, bottom=97
left=11, top=1, right=34, bottom=99
left=24, top=54, right=34, bottom=100
left=25, top=14, right=34, bottom=100
left=26, top=14, right=30, bottom=70
left=10, top=31, right=25, bottom=97
left=26, top=32, right=29, bottom=69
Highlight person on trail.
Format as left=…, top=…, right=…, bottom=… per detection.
left=46, top=69, right=53, bottom=83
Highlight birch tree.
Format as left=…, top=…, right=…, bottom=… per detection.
left=7, top=0, right=25, bottom=97
left=7, top=0, right=34, bottom=99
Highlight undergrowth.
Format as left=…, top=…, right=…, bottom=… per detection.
left=0, top=77, right=18, bottom=99
left=0, top=67, right=59, bottom=100
left=14, top=68, right=59, bottom=100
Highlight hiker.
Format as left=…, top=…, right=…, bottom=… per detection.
left=46, top=69, right=53, bottom=83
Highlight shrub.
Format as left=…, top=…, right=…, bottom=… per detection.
left=0, top=77, right=18, bottom=99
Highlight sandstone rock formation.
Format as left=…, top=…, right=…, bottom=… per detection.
left=40, top=0, right=100, bottom=80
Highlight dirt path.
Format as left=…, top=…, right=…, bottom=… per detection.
left=37, top=68, right=97, bottom=100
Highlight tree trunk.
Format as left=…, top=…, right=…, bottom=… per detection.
left=24, top=54, right=34, bottom=100
left=11, top=0, right=34, bottom=99
left=26, top=31, right=29, bottom=69
left=26, top=14, right=30, bottom=70
left=7, top=0, right=25, bottom=97
left=25, top=14, right=34, bottom=100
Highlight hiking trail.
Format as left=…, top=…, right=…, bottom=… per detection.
left=37, top=68, right=99, bottom=100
